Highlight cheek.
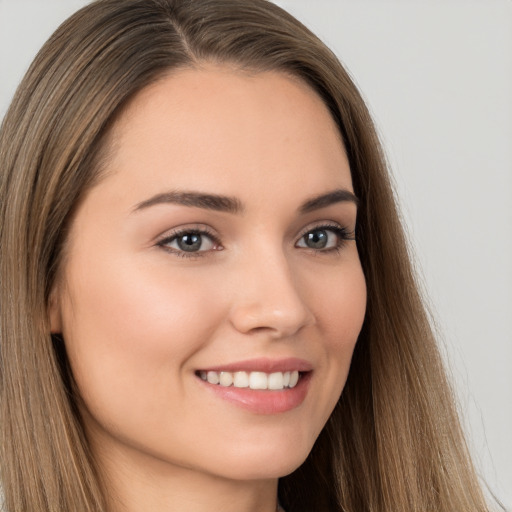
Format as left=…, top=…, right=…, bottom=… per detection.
left=332, top=263, right=366, bottom=375
left=299, top=257, right=366, bottom=427
left=320, top=261, right=366, bottom=390
left=64, top=253, right=221, bottom=341
left=312, top=258, right=367, bottom=349
left=59, top=256, right=225, bottom=411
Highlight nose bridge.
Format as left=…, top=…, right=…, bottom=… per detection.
left=228, top=242, right=314, bottom=337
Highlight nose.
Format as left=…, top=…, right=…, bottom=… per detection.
left=228, top=251, right=315, bottom=339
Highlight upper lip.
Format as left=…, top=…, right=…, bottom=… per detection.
left=197, top=357, right=313, bottom=373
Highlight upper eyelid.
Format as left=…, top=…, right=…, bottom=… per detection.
left=296, top=220, right=354, bottom=238
left=155, top=224, right=219, bottom=243
left=156, top=220, right=349, bottom=237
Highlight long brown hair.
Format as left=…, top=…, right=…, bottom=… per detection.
left=0, top=1, right=491, bottom=510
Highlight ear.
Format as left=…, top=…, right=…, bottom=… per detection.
left=48, top=287, right=63, bottom=334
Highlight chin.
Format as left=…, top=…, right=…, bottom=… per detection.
left=204, top=437, right=314, bottom=481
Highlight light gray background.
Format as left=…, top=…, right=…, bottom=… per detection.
left=1, top=0, right=510, bottom=506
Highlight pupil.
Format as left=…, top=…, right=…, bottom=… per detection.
left=307, top=230, right=327, bottom=249
left=178, top=233, right=201, bottom=252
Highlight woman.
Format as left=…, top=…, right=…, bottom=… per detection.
left=0, top=0, right=494, bottom=511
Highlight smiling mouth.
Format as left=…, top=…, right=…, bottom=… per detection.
left=196, top=370, right=303, bottom=390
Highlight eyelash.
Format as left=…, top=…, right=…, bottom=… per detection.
left=156, top=227, right=221, bottom=259
left=297, top=223, right=355, bottom=254
left=156, top=223, right=355, bottom=259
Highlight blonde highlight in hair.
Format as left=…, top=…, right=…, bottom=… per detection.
left=0, top=1, right=492, bottom=510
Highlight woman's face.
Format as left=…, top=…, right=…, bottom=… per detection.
left=51, top=66, right=366, bottom=483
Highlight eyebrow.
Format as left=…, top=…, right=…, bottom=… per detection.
left=299, top=189, right=358, bottom=213
left=133, top=191, right=244, bottom=214
left=132, top=188, right=358, bottom=215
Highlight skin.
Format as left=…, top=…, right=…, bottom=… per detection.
left=50, top=65, right=367, bottom=512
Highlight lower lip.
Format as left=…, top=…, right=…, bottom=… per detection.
left=197, top=373, right=312, bottom=415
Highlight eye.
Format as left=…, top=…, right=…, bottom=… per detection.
left=296, top=225, right=354, bottom=251
left=157, top=229, right=219, bottom=256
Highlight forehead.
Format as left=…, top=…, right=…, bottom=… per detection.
left=100, top=65, right=352, bottom=206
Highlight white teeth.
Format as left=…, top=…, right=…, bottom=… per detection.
left=249, top=371, right=268, bottom=390
left=233, top=371, right=249, bottom=388
left=207, top=371, right=219, bottom=385
left=268, top=372, right=284, bottom=390
left=199, top=370, right=302, bottom=390
left=219, top=372, right=233, bottom=387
